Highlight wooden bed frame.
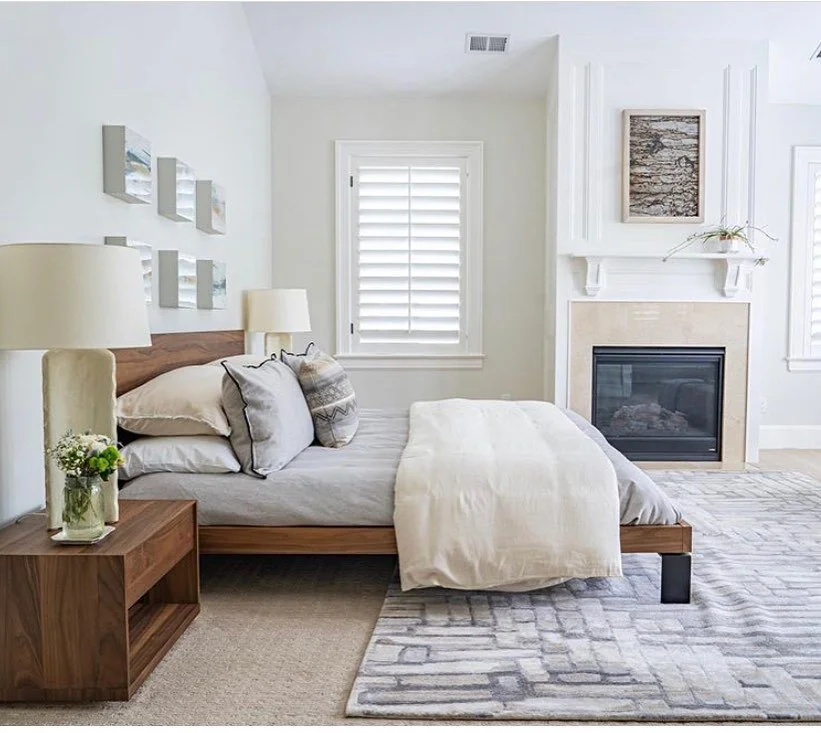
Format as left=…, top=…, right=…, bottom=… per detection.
left=112, top=330, right=694, bottom=603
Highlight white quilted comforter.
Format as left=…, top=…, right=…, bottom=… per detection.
left=394, top=399, right=623, bottom=591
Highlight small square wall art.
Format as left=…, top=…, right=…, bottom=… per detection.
left=158, top=250, right=197, bottom=309
left=196, top=259, right=227, bottom=309
left=104, top=237, right=153, bottom=304
left=196, top=180, right=226, bottom=234
left=158, top=157, right=196, bottom=222
left=102, top=125, right=152, bottom=204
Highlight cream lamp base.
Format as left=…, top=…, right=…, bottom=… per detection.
left=264, top=332, right=293, bottom=357
left=42, top=349, right=119, bottom=529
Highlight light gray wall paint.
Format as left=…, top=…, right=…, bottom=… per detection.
left=0, top=2, right=272, bottom=525
left=271, top=96, right=547, bottom=408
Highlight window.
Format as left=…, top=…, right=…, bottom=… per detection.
left=335, top=141, right=483, bottom=369
left=788, top=146, right=821, bottom=371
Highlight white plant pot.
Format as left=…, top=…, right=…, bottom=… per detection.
left=718, top=236, right=741, bottom=254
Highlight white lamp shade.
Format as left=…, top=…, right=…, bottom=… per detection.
left=0, top=243, right=152, bottom=349
left=246, top=289, right=311, bottom=333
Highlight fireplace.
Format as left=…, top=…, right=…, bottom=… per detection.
left=591, top=346, right=725, bottom=461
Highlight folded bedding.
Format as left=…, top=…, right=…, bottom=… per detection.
left=394, top=400, right=623, bottom=591
left=120, top=407, right=681, bottom=528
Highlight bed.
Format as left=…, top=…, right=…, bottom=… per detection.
left=113, top=329, right=693, bottom=602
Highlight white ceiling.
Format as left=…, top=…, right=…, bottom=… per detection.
left=243, top=1, right=821, bottom=102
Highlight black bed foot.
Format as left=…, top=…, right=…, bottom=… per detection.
left=660, top=553, right=692, bottom=604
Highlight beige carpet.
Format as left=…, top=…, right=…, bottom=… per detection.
left=1, top=555, right=399, bottom=726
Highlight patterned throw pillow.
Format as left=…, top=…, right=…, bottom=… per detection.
left=280, top=343, right=359, bottom=448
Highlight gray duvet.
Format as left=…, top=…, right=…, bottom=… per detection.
left=120, top=407, right=681, bottom=527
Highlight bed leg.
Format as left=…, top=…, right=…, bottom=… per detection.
left=659, top=553, right=691, bottom=604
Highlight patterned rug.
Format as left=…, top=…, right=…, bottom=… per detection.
left=347, top=471, right=821, bottom=721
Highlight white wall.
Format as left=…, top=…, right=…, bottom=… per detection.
left=0, top=2, right=272, bottom=524
left=758, top=103, right=821, bottom=442
left=271, top=97, right=546, bottom=407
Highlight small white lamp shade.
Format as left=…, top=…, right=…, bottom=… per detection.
left=0, top=243, right=151, bottom=350
left=246, top=289, right=311, bottom=334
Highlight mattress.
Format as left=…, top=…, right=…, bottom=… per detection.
left=119, top=407, right=681, bottom=527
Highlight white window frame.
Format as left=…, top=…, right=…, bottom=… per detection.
left=334, top=140, right=484, bottom=369
left=788, top=146, right=821, bottom=371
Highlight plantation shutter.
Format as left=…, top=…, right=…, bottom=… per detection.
left=811, top=167, right=821, bottom=352
left=352, top=158, right=465, bottom=349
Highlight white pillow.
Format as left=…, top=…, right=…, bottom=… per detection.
left=117, top=365, right=230, bottom=437
left=120, top=436, right=240, bottom=481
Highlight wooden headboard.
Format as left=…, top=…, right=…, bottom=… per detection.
left=112, top=330, right=245, bottom=395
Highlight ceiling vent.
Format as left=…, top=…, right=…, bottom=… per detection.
left=465, top=33, right=510, bottom=55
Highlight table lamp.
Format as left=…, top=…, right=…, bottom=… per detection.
left=0, top=243, right=151, bottom=528
left=246, top=288, right=311, bottom=354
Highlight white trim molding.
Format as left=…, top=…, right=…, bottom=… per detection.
left=759, top=425, right=821, bottom=450
left=787, top=146, right=821, bottom=370
left=335, top=353, right=485, bottom=370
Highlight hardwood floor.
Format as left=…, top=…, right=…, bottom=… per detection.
left=635, top=449, right=821, bottom=481
left=753, top=449, right=821, bottom=482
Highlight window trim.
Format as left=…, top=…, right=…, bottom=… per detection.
left=788, top=146, right=821, bottom=371
left=334, top=140, right=484, bottom=369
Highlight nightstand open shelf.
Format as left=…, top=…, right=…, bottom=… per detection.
left=128, top=601, right=199, bottom=697
left=0, top=500, right=199, bottom=702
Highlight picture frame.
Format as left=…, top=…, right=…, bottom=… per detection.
left=622, top=109, right=705, bottom=223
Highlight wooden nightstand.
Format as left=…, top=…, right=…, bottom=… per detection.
left=0, top=500, right=199, bottom=702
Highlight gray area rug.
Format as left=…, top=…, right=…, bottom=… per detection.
left=347, top=471, right=821, bottom=721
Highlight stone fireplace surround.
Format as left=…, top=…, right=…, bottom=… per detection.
left=569, top=301, right=750, bottom=468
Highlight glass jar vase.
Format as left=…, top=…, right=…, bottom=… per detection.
left=62, top=475, right=105, bottom=540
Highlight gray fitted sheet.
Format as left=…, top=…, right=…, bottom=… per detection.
left=120, top=407, right=681, bottom=527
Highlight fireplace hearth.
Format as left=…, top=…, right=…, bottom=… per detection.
left=591, top=346, right=725, bottom=461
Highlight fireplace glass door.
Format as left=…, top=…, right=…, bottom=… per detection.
left=591, top=347, right=724, bottom=461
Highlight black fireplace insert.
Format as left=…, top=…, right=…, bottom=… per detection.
left=591, top=346, right=725, bottom=461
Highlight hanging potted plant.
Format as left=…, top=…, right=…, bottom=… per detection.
left=664, top=221, right=777, bottom=263
left=48, top=430, right=123, bottom=541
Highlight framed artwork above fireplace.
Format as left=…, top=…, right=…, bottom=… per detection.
left=622, top=109, right=705, bottom=223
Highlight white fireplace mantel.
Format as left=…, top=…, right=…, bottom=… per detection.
left=569, top=252, right=760, bottom=298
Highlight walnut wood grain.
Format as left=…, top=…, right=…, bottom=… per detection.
left=0, top=500, right=199, bottom=702
left=112, top=329, right=245, bottom=395
left=199, top=522, right=692, bottom=556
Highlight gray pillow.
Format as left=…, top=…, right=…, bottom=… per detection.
left=280, top=343, right=359, bottom=448
left=221, top=357, right=314, bottom=477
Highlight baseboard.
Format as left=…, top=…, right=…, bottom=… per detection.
left=759, top=425, right=821, bottom=450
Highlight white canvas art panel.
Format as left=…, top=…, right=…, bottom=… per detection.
left=196, top=259, right=227, bottom=309
left=196, top=180, right=226, bottom=234
left=158, top=157, right=196, bottom=222
left=158, top=250, right=197, bottom=309
left=102, top=125, right=152, bottom=204
left=104, top=237, right=153, bottom=304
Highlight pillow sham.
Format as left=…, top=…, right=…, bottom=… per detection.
left=280, top=343, right=359, bottom=448
left=117, top=365, right=231, bottom=437
left=221, top=356, right=314, bottom=477
left=120, top=435, right=241, bottom=481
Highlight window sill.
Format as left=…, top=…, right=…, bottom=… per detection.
left=787, top=356, right=821, bottom=372
left=335, top=353, right=485, bottom=370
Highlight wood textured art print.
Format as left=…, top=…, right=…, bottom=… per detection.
left=622, top=110, right=705, bottom=223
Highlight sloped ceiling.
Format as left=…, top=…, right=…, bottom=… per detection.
left=243, top=1, right=821, bottom=103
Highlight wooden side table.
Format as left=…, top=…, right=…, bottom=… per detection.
left=0, top=500, right=199, bottom=702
